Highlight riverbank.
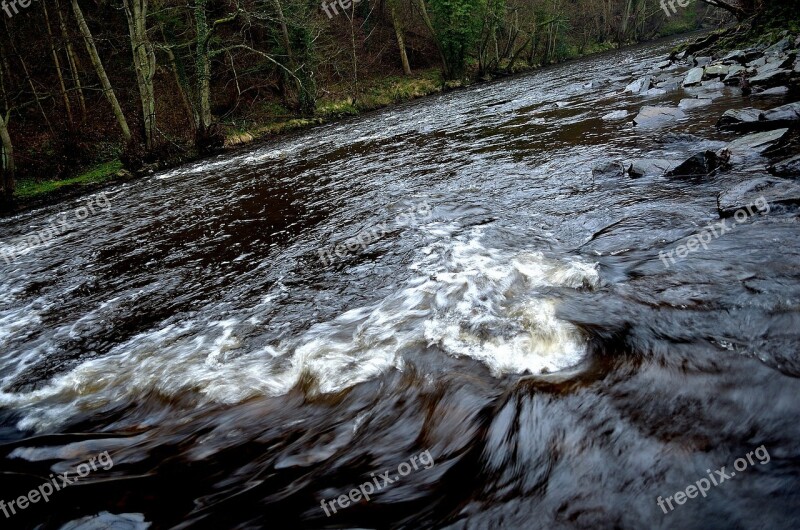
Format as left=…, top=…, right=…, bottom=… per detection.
left=0, top=34, right=691, bottom=217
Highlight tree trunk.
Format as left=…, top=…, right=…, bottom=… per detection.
left=71, top=0, right=132, bottom=144
left=414, top=0, right=451, bottom=79
left=390, top=3, right=412, bottom=75
left=56, top=0, right=87, bottom=119
left=0, top=113, right=14, bottom=199
left=194, top=0, right=212, bottom=137
left=43, top=2, right=74, bottom=126
left=123, top=0, right=157, bottom=151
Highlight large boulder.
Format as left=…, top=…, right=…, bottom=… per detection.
left=717, top=176, right=800, bottom=217
left=717, top=108, right=762, bottom=130
left=683, top=67, right=705, bottom=87
left=633, top=106, right=686, bottom=128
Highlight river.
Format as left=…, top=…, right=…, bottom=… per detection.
left=1, top=36, right=799, bottom=529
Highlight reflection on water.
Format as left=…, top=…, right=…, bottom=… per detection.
left=1, top=36, right=799, bottom=529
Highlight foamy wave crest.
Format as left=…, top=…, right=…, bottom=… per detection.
left=0, top=226, right=598, bottom=431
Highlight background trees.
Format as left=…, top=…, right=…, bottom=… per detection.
left=0, top=0, right=726, bottom=199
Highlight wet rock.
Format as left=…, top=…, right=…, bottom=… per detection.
left=656, top=60, right=672, bottom=69
left=765, top=37, right=792, bottom=56
left=601, top=110, right=629, bottom=121
left=722, top=50, right=746, bottom=63
left=592, top=161, right=625, bottom=178
left=758, top=56, right=795, bottom=74
left=645, top=88, right=667, bottom=97
left=749, top=68, right=792, bottom=87
left=683, top=67, right=704, bottom=87
left=625, top=76, right=652, bottom=94
left=724, top=128, right=789, bottom=155
left=769, top=154, right=800, bottom=177
left=679, top=98, right=713, bottom=110
left=717, top=176, right=800, bottom=217
left=656, top=76, right=683, bottom=91
left=626, top=159, right=679, bottom=178
left=695, top=56, right=712, bottom=67
left=667, top=151, right=723, bottom=178
left=633, top=106, right=685, bottom=128
left=748, top=57, right=767, bottom=68
left=723, top=65, right=746, bottom=85
left=761, top=102, right=800, bottom=124
left=717, top=108, right=762, bottom=130
left=704, top=64, right=729, bottom=78
left=752, top=86, right=790, bottom=98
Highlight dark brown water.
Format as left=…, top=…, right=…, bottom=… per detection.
left=1, top=36, right=799, bottom=529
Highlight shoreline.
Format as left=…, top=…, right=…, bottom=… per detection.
left=0, top=30, right=712, bottom=218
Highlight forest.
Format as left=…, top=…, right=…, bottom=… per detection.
left=0, top=0, right=745, bottom=202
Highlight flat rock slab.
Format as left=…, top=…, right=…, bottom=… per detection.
left=679, top=98, right=713, bottom=110
left=704, top=64, right=730, bottom=77
left=749, top=69, right=793, bottom=87
left=627, top=159, right=680, bottom=178
left=667, top=151, right=723, bottom=178
left=592, top=161, right=625, bottom=178
left=717, top=108, right=762, bottom=130
left=753, top=86, right=790, bottom=98
left=634, top=106, right=686, bottom=128
left=602, top=110, right=629, bottom=121
left=625, top=76, right=652, bottom=94
left=683, top=67, right=705, bottom=87
left=769, top=155, right=800, bottom=177
left=725, top=128, right=789, bottom=154
left=761, top=102, right=800, bottom=123
left=717, top=176, right=800, bottom=217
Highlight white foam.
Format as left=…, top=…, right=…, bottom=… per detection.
left=0, top=226, right=598, bottom=431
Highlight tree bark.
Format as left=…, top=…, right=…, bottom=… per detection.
left=43, top=1, right=74, bottom=126
left=56, top=0, right=87, bottom=119
left=123, top=0, right=157, bottom=151
left=71, top=0, right=132, bottom=144
left=390, top=3, right=412, bottom=75
left=0, top=112, right=14, bottom=199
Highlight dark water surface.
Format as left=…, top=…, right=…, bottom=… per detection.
left=1, top=36, right=800, bottom=529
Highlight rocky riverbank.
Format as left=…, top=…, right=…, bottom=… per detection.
left=596, top=31, right=800, bottom=216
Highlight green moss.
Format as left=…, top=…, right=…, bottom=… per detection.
left=15, top=160, right=123, bottom=199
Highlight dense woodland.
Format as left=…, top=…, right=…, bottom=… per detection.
left=0, top=0, right=747, bottom=199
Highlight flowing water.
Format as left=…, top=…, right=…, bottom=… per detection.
left=1, top=37, right=800, bottom=529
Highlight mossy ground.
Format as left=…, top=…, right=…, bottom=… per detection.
left=14, top=160, right=124, bottom=200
